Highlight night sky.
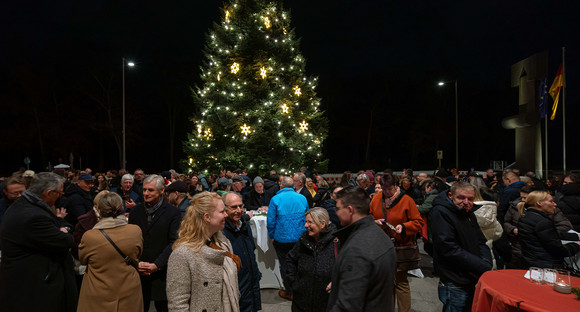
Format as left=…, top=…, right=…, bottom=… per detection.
left=2, top=0, right=579, bottom=176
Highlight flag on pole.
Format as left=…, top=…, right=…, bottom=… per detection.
left=538, top=78, right=548, bottom=119
left=549, top=64, right=563, bottom=120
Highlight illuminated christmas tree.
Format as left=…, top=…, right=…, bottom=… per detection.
left=183, top=0, right=328, bottom=174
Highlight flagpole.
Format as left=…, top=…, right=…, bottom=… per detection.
left=545, top=111, right=548, bottom=178
left=562, top=46, right=567, bottom=174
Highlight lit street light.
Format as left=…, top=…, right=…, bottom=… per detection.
left=438, top=80, right=459, bottom=170
left=122, top=58, right=135, bottom=170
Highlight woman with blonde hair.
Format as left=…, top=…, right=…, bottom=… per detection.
left=167, top=191, right=240, bottom=312
left=305, top=178, right=317, bottom=197
left=287, top=207, right=337, bottom=312
left=77, top=192, right=143, bottom=311
left=518, top=190, right=580, bottom=269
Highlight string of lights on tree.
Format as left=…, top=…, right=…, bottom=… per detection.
left=183, top=0, right=328, bottom=174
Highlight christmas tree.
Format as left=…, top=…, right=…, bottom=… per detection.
left=183, top=0, right=328, bottom=175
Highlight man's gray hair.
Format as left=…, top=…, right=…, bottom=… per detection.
left=294, top=172, right=306, bottom=185
left=28, top=172, right=66, bottom=196
left=356, top=173, right=370, bottom=182
left=450, top=181, right=476, bottom=195
left=121, top=174, right=134, bottom=182
left=144, top=174, right=165, bottom=190
left=222, top=191, right=242, bottom=205
left=281, top=176, right=294, bottom=188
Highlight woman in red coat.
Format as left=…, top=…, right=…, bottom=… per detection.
left=369, top=172, right=423, bottom=312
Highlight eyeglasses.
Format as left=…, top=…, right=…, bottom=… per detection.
left=228, top=204, right=244, bottom=210
left=6, top=190, right=24, bottom=196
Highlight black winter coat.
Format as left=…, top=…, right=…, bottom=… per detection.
left=320, top=199, right=341, bottom=230
left=287, top=224, right=337, bottom=312
left=518, top=208, right=580, bottom=269
left=264, top=180, right=279, bottom=206
left=312, top=187, right=329, bottom=207
left=63, top=183, right=93, bottom=228
left=430, top=192, right=492, bottom=287
left=555, top=183, right=580, bottom=232
left=222, top=217, right=262, bottom=312
left=0, top=191, right=77, bottom=312
left=245, top=189, right=266, bottom=211
left=129, top=199, right=181, bottom=300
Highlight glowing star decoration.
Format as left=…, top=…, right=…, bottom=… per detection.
left=203, top=128, right=213, bottom=140
left=217, top=74, right=220, bottom=81
left=225, top=10, right=230, bottom=23
left=240, top=123, right=251, bottom=135
left=293, top=85, right=302, bottom=96
left=281, top=104, right=289, bottom=114
left=231, top=62, right=240, bottom=74
left=299, top=120, right=309, bottom=132
left=283, top=27, right=287, bottom=35
left=264, top=16, right=271, bottom=29
left=260, top=67, right=267, bottom=79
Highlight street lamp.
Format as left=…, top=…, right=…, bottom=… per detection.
left=122, top=57, right=135, bottom=170
left=437, top=80, right=459, bottom=170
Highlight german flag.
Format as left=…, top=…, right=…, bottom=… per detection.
left=549, top=64, right=563, bottom=120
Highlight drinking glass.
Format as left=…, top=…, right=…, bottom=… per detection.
left=529, top=267, right=543, bottom=284
left=543, top=268, right=557, bottom=286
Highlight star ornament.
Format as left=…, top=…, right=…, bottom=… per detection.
left=260, top=67, right=267, bottom=79
left=240, top=123, right=251, bottom=135
left=281, top=104, right=289, bottom=114
left=231, top=62, right=240, bottom=74
left=264, top=16, right=271, bottom=29
left=299, top=120, right=309, bottom=132
left=293, top=85, right=301, bottom=96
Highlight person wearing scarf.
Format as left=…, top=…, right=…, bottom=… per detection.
left=167, top=191, right=240, bottom=312
left=369, top=172, right=424, bottom=312
left=77, top=192, right=144, bottom=312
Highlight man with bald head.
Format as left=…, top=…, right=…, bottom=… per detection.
left=222, top=192, right=261, bottom=312
left=268, top=176, right=309, bottom=300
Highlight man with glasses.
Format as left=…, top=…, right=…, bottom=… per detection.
left=64, top=173, right=94, bottom=228
left=222, top=192, right=262, bottom=312
left=0, top=172, right=77, bottom=312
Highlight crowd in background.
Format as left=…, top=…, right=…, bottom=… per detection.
left=0, top=165, right=579, bottom=312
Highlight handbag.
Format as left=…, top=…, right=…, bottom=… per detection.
left=99, top=229, right=139, bottom=271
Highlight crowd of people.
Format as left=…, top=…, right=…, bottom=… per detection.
left=0, top=165, right=579, bottom=312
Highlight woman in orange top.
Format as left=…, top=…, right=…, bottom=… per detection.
left=369, top=172, right=424, bottom=312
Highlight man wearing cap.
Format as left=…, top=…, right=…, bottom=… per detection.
left=64, top=173, right=94, bottom=228
left=245, top=176, right=267, bottom=212
left=232, top=175, right=248, bottom=201
left=217, top=177, right=233, bottom=194
left=164, top=181, right=191, bottom=218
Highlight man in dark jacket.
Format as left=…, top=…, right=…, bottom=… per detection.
left=556, top=174, right=580, bottom=232
left=245, top=176, right=267, bottom=211
left=164, top=181, right=191, bottom=218
left=64, top=173, right=94, bottom=228
left=129, top=174, right=181, bottom=312
left=497, top=171, right=524, bottom=222
left=294, top=172, right=314, bottom=208
left=0, top=172, right=77, bottom=312
left=222, top=192, right=262, bottom=312
left=264, top=174, right=280, bottom=206
left=328, top=186, right=396, bottom=312
left=430, top=182, right=492, bottom=311
left=0, top=177, right=26, bottom=226
left=320, top=185, right=342, bottom=229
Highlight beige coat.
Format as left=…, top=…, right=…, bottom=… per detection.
left=474, top=201, right=503, bottom=269
left=77, top=222, right=143, bottom=312
left=167, top=232, right=240, bottom=312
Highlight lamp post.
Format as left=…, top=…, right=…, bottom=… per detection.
left=122, top=58, right=135, bottom=170
left=438, top=80, right=459, bottom=170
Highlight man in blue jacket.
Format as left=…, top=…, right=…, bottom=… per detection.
left=497, top=171, right=524, bottom=222
left=267, top=176, right=309, bottom=300
left=431, top=182, right=492, bottom=312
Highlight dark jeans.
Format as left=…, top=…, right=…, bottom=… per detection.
left=437, top=281, right=474, bottom=312
left=273, top=240, right=296, bottom=295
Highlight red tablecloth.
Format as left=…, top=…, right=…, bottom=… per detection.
left=472, top=269, right=580, bottom=312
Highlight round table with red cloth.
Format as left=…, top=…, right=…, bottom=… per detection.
left=472, top=269, right=580, bottom=311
